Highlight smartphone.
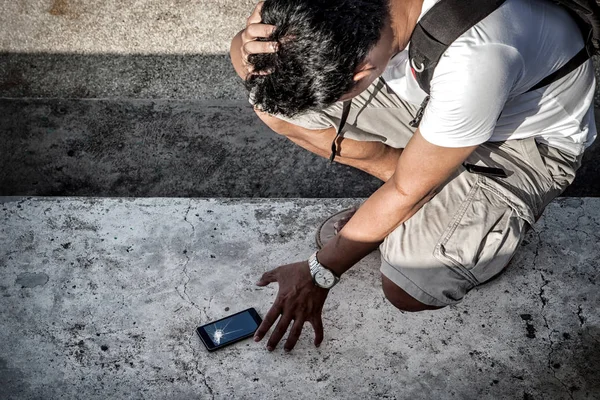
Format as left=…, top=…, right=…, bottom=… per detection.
left=196, top=308, right=262, bottom=352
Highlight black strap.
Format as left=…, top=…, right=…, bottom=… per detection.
left=409, top=0, right=593, bottom=95
left=527, top=44, right=591, bottom=92
left=329, top=100, right=352, bottom=164
left=409, top=0, right=507, bottom=94
left=409, top=96, right=430, bottom=128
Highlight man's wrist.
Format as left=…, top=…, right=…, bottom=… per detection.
left=309, top=252, right=340, bottom=289
left=316, top=233, right=383, bottom=279
left=312, top=252, right=340, bottom=277
left=314, top=249, right=342, bottom=278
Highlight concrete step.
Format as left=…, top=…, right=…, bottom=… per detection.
left=1, top=0, right=248, bottom=100
left=0, top=53, right=245, bottom=100
left=1, top=196, right=598, bottom=399
left=1, top=98, right=599, bottom=197
left=0, top=98, right=381, bottom=198
left=2, top=1, right=599, bottom=102
left=1, top=0, right=245, bottom=55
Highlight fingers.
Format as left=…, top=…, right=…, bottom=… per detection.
left=254, top=302, right=281, bottom=342
left=284, top=319, right=305, bottom=352
left=240, top=24, right=277, bottom=76
left=243, top=40, right=278, bottom=56
left=245, top=22, right=276, bottom=39
left=247, top=1, right=265, bottom=26
left=266, top=314, right=293, bottom=351
left=241, top=24, right=276, bottom=46
left=241, top=3, right=278, bottom=77
left=310, top=316, right=324, bottom=347
left=255, top=270, right=277, bottom=287
left=241, top=26, right=278, bottom=67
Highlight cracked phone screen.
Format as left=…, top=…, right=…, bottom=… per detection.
left=203, top=311, right=259, bottom=347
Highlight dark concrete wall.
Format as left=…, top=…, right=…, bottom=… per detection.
left=0, top=99, right=382, bottom=198
left=1, top=51, right=598, bottom=197
left=0, top=99, right=598, bottom=198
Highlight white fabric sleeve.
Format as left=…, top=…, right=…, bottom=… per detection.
left=419, top=43, right=524, bottom=148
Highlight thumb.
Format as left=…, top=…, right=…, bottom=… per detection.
left=255, top=270, right=277, bottom=287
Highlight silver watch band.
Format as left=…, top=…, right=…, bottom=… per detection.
left=309, top=252, right=318, bottom=274
left=308, top=251, right=323, bottom=275
left=308, top=252, right=340, bottom=281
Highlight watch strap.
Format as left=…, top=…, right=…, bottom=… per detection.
left=308, top=252, right=340, bottom=288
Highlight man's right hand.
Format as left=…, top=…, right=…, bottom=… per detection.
left=230, top=1, right=278, bottom=79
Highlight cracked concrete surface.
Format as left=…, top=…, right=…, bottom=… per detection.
left=0, top=197, right=599, bottom=399
left=2, top=2, right=598, bottom=399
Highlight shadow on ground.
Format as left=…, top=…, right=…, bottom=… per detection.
left=0, top=52, right=245, bottom=100
left=0, top=99, right=382, bottom=198
left=1, top=52, right=599, bottom=197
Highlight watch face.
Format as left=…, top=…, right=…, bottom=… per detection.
left=315, top=269, right=336, bottom=288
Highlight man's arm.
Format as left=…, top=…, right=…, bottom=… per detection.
left=254, top=128, right=478, bottom=352
left=230, top=18, right=403, bottom=181
left=316, top=129, right=478, bottom=273
left=255, top=111, right=402, bottom=182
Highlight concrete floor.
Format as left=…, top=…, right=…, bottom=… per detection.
left=1, top=2, right=599, bottom=399
left=1, top=197, right=599, bottom=399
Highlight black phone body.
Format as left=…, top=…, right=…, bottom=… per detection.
left=196, top=308, right=262, bottom=352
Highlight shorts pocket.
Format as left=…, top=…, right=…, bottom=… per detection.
left=433, top=175, right=529, bottom=286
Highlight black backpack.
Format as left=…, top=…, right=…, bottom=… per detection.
left=330, top=0, right=599, bottom=162
left=407, top=0, right=600, bottom=127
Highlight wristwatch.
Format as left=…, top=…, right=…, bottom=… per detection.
left=308, top=251, right=340, bottom=289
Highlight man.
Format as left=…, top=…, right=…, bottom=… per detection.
left=229, top=0, right=596, bottom=352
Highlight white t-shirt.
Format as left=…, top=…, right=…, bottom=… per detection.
left=382, top=0, right=597, bottom=156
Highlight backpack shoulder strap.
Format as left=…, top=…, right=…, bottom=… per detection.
left=527, top=43, right=592, bottom=92
left=408, top=0, right=507, bottom=94
left=525, top=0, right=598, bottom=92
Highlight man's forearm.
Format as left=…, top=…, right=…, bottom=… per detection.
left=316, top=177, right=431, bottom=276
left=286, top=135, right=400, bottom=182
left=257, top=111, right=402, bottom=182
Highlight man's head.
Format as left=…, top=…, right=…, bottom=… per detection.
left=246, top=0, right=393, bottom=117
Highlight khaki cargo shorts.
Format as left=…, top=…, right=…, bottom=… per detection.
left=280, top=77, right=583, bottom=307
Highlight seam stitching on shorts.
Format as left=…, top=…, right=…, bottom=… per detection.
left=434, top=177, right=482, bottom=287
left=478, top=179, right=535, bottom=225
left=438, top=176, right=481, bottom=247
left=519, top=139, right=556, bottom=192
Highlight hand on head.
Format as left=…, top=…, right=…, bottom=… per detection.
left=240, top=2, right=278, bottom=76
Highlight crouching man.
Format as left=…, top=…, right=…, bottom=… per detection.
left=230, top=0, right=596, bottom=352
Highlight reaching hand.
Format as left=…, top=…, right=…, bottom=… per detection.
left=254, top=261, right=328, bottom=352
left=240, top=1, right=278, bottom=76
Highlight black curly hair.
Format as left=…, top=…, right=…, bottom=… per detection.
left=245, top=0, right=390, bottom=117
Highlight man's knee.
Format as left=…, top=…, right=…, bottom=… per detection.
left=381, top=274, right=445, bottom=312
